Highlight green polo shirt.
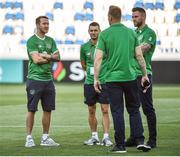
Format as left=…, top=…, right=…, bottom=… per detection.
left=135, top=25, right=156, bottom=75
left=96, top=23, right=139, bottom=82
left=80, top=40, right=107, bottom=84
left=27, top=34, right=58, bottom=81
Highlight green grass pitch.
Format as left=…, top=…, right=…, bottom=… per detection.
left=0, top=83, right=180, bottom=156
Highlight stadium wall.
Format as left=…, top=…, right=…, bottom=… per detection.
left=23, top=60, right=180, bottom=84
left=0, top=60, right=179, bottom=84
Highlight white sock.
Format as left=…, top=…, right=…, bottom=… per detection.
left=42, top=134, right=49, bottom=140
left=92, top=132, right=98, bottom=139
left=26, top=134, right=32, bottom=140
left=103, top=133, right=109, bottom=139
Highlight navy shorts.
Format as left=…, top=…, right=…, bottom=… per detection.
left=26, top=79, right=55, bottom=112
left=84, top=84, right=109, bottom=105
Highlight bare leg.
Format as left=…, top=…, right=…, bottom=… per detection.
left=101, top=104, right=110, bottom=134
left=26, top=111, right=35, bottom=135
left=88, top=105, right=97, bottom=132
left=42, top=111, right=51, bottom=134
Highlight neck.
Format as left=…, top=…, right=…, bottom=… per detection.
left=138, top=23, right=146, bottom=30
left=111, top=19, right=120, bottom=25
left=91, top=39, right=97, bottom=45
left=36, top=31, right=45, bottom=38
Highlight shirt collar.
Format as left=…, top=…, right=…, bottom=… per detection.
left=136, top=24, right=148, bottom=34
left=89, top=39, right=96, bottom=47
left=110, top=22, right=123, bottom=27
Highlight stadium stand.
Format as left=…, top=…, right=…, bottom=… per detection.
left=0, top=0, right=179, bottom=60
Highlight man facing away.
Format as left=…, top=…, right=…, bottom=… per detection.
left=94, top=6, right=151, bottom=153
left=25, top=16, right=60, bottom=147
left=126, top=7, right=157, bottom=149
left=80, top=22, right=113, bottom=146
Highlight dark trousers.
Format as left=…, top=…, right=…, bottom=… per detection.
left=106, top=80, right=144, bottom=147
left=137, top=75, right=157, bottom=142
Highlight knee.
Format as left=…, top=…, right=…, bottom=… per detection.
left=101, top=107, right=109, bottom=115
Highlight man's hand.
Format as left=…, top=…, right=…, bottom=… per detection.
left=141, top=75, right=150, bottom=93
left=40, top=53, right=51, bottom=60
left=94, top=79, right=102, bottom=93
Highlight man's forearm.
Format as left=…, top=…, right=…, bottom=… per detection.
left=136, top=54, right=147, bottom=76
left=94, top=49, right=103, bottom=80
left=135, top=46, right=147, bottom=76
left=141, top=43, right=151, bottom=54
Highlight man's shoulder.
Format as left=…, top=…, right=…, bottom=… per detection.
left=146, top=26, right=156, bottom=36
left=45, top=35, right=55, bottom=41
left=81, top=41, right=90, bottom=48
left=27, top=34, right=36, bottom=43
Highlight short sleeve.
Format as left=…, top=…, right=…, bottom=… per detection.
left=96, top=32, right=106, bottom=54
left=27, top=39, right=38, bottom=54
left=143, top=31, right=156, bottom=46
left=51, top=39, right=58, bottom=54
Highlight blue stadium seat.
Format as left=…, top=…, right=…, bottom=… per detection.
left=14, top=1, right=23, bottom=9
left=55, top=39, right=63, bottom=45
left=74, top=13, right=84, bottom=21
left=134, top=1, right=144, bottom=8
left=0, top=2, right=4, bottom=8
left=53, top=2, right=63, bottom=9
left=75, top=39, right=84, bottom=45
left=175, top=13, right=180, bottom=22
left=46, top=12, right=54, bottom=21
left=20, top=39, right=27, bottom=45
left=83, top=1, right=93, bottom=10
left=64, top=39, right=74, bottom=44
left=84, top=13, right=93, bottom=21
left=15, top=12, right=24, bottom=20
left=5, top=13, right=14, bottom=20
left=174, top=1, right=180, bottom=9
left=3, top=25, right=14, bottom=34
left=65, top=26, right=75, bottom=35
left=155, top=2, right=164, bottom=10
left=144, top=2, right=154, bottom=10
left=4, top=1, right=13, bottom=8
left=124, top=14, right=132, bottom=21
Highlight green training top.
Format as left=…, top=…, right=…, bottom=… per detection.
left=96, top=23, right=139, bottom=82
left=80, top=40, right=107, bottom=84
left=27, top=34, right=58, bottom=81
left=135, top=24, right=156, bottom=75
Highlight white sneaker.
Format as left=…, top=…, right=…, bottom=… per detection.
left=84, top=137, right=100, bottom=145
left=101, top=138, right=113, bottom=146
left=40, top=137, right=60, bottom=146
left=25, top=137, right=35, bottom=147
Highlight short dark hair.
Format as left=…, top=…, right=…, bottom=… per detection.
left=89, top=22, right=100, bottom=30
left=132, top=7, right=146, bottom=16
left=108, top=5, right=121, bottom=20
left=36, top=16, right=49, bottom=24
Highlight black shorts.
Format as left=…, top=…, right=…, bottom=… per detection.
left=26, top=79, right=55, bottom=112
left=84, top=84, right=109, bottom=105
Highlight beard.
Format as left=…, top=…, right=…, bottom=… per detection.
left=134, top=21, right=143, bottom=27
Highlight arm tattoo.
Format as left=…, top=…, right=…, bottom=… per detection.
left=141, top=43, right=151, bottom=54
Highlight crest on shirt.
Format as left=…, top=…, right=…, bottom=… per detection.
left=138, top=35, right=143, bottom=42
left=46, top=44, right=51, bottom=49
left=38, top=45, right=43, bottom=49
left=148, top=36, right=152, bottom=41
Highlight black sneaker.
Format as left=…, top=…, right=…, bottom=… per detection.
left=136, top=141, right=151, bottom=152
left=110, top=145, right=127, bottom=153
left=147, top=140, right=157, bottom=148
left=125, top=137, right=136, bottom=147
